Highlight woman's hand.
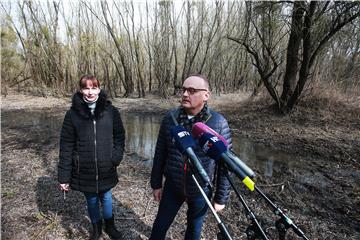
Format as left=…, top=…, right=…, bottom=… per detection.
left=60, top=183, right=70, bottom=192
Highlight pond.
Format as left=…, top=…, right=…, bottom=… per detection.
left=2, top=109, right=300, bottom=179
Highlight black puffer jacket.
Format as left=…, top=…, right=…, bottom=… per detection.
left=150, top=107, right=232, bottom=204
left=58, top=90, right=125, bottom=193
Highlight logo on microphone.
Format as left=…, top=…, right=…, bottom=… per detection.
left=178, top=131, right=190, bottom=138
left=210, top=136, right=219, bottom=142
left=202, top=140, right=212, bottom=153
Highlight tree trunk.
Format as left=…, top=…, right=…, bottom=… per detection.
left=280, top=1, right=304, bottom=111
left=286, top=2, right=317, bottom=112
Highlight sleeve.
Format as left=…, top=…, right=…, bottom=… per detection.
left=58, top=111, right=76, bottom=184
left=150, top=117, right=168, bottom=189
left=112, top=107, right=126, bottom=166
left=213, top=117, right=232, bottom=205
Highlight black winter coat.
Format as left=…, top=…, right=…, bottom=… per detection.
left=150, top=107, right=232, bottom=204
left=58, top=90, right=125, bottom=193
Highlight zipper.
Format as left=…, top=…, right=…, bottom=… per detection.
left=77, top=155, right=80, bottom=173
left=93, top=119, right=99, bottom=193
left=183, top=157, right=187, bottom=198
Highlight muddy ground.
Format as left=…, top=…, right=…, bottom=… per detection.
left=1, top=92, right=359, bottom=240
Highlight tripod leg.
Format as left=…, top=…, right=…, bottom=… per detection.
left=245, top=224, right=257, bottom=240
left=275, top=218, right=287, bottom=240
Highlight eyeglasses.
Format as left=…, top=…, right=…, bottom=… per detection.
left=81, top=87, right=100, bottom=94
left=181, top=87, right=208, bottom=95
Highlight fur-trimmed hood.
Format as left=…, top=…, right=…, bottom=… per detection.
left=71, top=90, right=111, bottom=119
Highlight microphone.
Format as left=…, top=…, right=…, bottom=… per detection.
left=170, top=126, right=212, bottom=188
left=198, top=132, right=255, bottom=191
left=192, top=122, right=228, bottom=146
left=192, top=123, right=256, bottom=178
left=193, top=126, right=309, bottom=240
left=225, top=150, right=256, bottom=179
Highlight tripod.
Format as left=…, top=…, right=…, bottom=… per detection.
left=254, top=185, right=310, bottom=240
left=223, top=169, right=269, bottom=240
left=187, top=158, right=234, bottom=240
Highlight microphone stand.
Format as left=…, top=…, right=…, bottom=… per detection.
left=223, top=169, right=269, bottom=240
left=254, top=186, right=309, bottom=240
left=186, top=158, right=234, bottom=240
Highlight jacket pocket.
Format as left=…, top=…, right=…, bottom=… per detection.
left=111, top=151, right=119, bottom=166
left=72, top=154, right=80, bottom=173
left=76, top=155, right=80, bottom=173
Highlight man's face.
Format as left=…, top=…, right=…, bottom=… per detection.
left=181, top=76, right=210, bottom=115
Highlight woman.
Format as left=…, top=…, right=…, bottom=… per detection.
left=58, top=75, right=125, bottom=240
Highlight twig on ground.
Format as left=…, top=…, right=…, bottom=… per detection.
left=258, top=182, right=285, bottom=188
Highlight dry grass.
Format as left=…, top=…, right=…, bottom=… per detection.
left=2, top=89, right=360, bottom=240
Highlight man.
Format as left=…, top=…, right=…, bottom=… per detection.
left=150, top=74, right=232, bottom=240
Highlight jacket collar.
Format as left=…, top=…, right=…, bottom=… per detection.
left=170, top=106, right=212, bottom=126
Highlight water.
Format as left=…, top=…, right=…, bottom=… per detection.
left=121, top=113, right=160, bottom=161
left=2, top=109, right=299, bottom=179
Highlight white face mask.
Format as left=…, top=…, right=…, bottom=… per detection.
left=83, top=95, right=99, bottom=104
left=81, top=87, right=100, bottom=103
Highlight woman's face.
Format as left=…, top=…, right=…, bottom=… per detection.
left=80, top=80, right=100, bottom=102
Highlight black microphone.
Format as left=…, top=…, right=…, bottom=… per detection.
left=192, top=122, right=256, bottom=179
left=199, top=132, right=255, bottom=191
left=170, top=126, right=212, bottom=188
left=226, top=150, right=256, bottom=179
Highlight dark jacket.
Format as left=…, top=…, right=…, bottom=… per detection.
left=58, top=90, right=125, bottom=193
left=150, top=107, right=232, bottom=204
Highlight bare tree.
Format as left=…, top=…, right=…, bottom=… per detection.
left=100, top=1, right=134, bottom=97
left=2, top=0, right=359, bottom=102
left=153, top=0, right=173, bottom=98
left=229, top=1, right=360, bottom=113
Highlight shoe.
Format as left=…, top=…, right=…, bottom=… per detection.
left=104, top=215, right=122, bottom=240
left=89, top=220, right=102, bottom=240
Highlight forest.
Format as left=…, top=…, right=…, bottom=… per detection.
left=1, top=1, right=359, bottom=111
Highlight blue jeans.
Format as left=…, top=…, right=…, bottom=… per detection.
left=150, top=181, right=210, bottom=240
left=84, top=189, right=113, bottom=223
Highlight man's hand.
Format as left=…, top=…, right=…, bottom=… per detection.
left=153, top=188, right=163, bottom=202
left=213, top=202, right=225, bottom=212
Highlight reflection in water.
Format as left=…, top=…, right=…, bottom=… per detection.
left=2, top=110, right=300, bottom=179
left=1, top=110, right=161, bottom=161
left=265, top=157, right=274, bottom=178
left=232, top=137, right=295, bottom=178
left=121, top=114, right=160, bottom=160
left=1, top=109, right=63, bottom=139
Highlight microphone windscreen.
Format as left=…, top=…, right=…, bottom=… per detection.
left=192, top=122, right=228, bottom=147
left=170, top=125, right=196, bottom=153
left=199, top=132, right=227, bottom=160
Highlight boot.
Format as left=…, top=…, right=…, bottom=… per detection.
left=104, top=215, right=122, bottom=240
left=90, top=220, right=102, bottom=240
